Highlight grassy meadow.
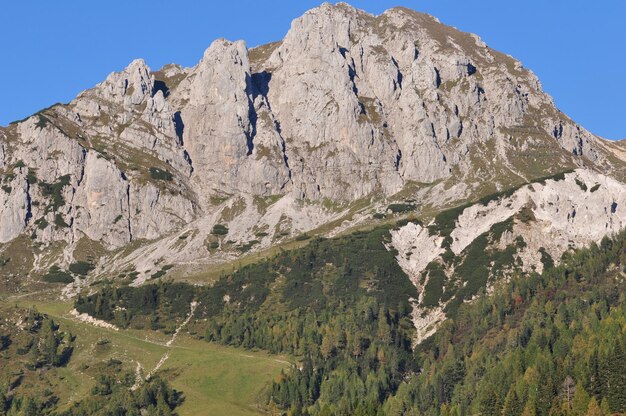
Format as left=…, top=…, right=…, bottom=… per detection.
left=3, top=294, right=289, bottom=415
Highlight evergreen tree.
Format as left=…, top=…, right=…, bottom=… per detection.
left=585, top=397, right=603, bottom=416
left=571, top=384, right=590, bottom=416
left=502, top=387, right=523, bottom=416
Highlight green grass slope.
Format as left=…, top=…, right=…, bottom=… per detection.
left=0, top=297, right=289, bottom=415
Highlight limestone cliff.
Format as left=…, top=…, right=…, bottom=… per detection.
left=0, top=3, right=623, bottom=294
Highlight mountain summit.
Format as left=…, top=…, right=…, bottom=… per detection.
left=1, top=3, right=625, bottom=306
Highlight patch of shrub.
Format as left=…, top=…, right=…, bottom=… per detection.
left=422, top=263, right=446, bottom=308
left=239, top=240, right=260, bottom=252
left=441, top=248, right=455, bottom=264
left=35, top=114, right=50, bottom=129
left=428, top=203, right=470, bottom=237
left=151, top=264, right=174, bottom=279
left=211, top=224, right=229, bottom=236
left=387, top=203, right=416, bottom=213
left=26, top=169, right=38, bottom=185
left=535, top=170, right=571, bottom=185
left=35, top=218, right=49, bottom=230
left=40, top=175, right=71, bottom=211
left=149, top=167, right=173, bottom=181
left=518, top=205, right=536, bottom=223
left=395, top=218, right=421, bottom=228
left=539, top=247, right=554, bottom=270
left=575, top=178, right=588, bottom=191
left=42, top=266, right=74, bottom=284
left=69, top=261, right=95, bottom=276
left=478, top=187, right=517, bottom=206
left=151, top=270, right=167, bottom=279
left=54, top=213, right=69, bottom=228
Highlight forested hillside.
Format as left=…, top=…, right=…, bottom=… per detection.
left=76, top=227, right=418, bottom=414
left=384, top=235, right=626, bottom=416
left=75, top=226, right=626, bottom=415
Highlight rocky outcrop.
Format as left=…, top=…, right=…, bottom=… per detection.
left=175, top=39, right=291, bottom=198
left=250, top=4, right=611, bottom=200
left=390, top=222, right=444, bottom=285
left=0, top=141, right=6, bottom=168
left=450, top=169, right=626, bottom=264
left=0, top=170, right=29, bottom=243
left=98, top=58, right=154, bottom=106
left=394, top=169, right=626, bottom=281
left=129, top=181, right=195, bottom=241
left=391, top=168, right=626, bottom=340
left=72, top=152, right=130, bottom=247
left=262, top=5, right=405, bottom=200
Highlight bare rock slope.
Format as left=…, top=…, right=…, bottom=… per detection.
left=390, top=169, right=626, bottom=342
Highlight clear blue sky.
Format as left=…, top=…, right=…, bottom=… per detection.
left=1, top=1, right=624, bottom=140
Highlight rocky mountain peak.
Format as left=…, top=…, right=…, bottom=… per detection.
left=1, top=3, right=625, bottom=291
left=97, top=58, right=154, bottom=107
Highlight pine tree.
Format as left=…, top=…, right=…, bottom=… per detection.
left=21, top=397, right=38, bottom=416
left=155, top=392, right=173, bottom=416
left=571, top=384, right=590, bottom=416
left=599, top=399, right=611, bottom=415
left=478, top=382, right=501, bottom=416
left=585, top=397, right=603, bottom=416
left=603, top=341, right=626, bottom=412
left=376, top=307, right=391, bottom=342
left=587, top=350, right=603, bottom=398
left=521, top=402, right=537, bottom=416
left=502, top=387, right=523, bottom=416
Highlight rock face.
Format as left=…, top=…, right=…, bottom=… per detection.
left=390, top=169, right=626, bottom=342
left=72, top=153, right=130, bottom=246
left=175, top=39, right=291, bottom=198
left=0, top=169, right=29, bottom=243
left=0, top=3, right=624, bottom=287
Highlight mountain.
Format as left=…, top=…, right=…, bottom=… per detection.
left=2, top=3, right=626, bottom=415
left=3, top=0, right=626, bottom=336
left=1, top=0, right=626, bottom=334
